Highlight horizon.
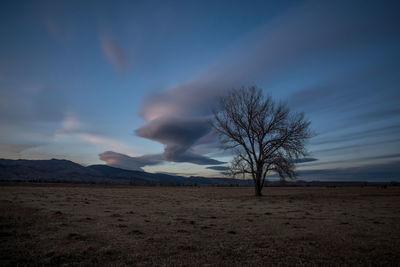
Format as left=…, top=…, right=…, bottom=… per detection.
left=1, top=157, right=399, bottom=184
left=1, top=0, right=400, bottom=181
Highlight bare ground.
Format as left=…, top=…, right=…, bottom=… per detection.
left=0, top=184, right=399, bottom=266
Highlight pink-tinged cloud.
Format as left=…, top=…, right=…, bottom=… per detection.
left=55, top=115, right=131, bottom=154
left=101, top=34, right=130, bottom=70
left=0, top=143, right=42, bottom=158
left=99, top=151, right=163, bottom=171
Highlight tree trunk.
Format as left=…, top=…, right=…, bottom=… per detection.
left=254, top=173, right=263, bottom=196
left=255, top=185, right=262, bottom=196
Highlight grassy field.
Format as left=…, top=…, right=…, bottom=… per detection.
left=1, top=184, right=399, bottom=266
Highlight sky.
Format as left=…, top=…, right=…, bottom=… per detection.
left=0, top=0, right=399, bottom=181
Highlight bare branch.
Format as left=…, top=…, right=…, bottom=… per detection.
left=211, top=86, right=312, bottom=196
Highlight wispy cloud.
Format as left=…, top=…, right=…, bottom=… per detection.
left=206, top=166, right=230, bottom=171
left=0, top=143, right=42, bottom=158
left=0, top=82, right=67, bottom=125
left=301, top=153, right=400, bottom=169
left=55, top=115, right=131, bottom=154
left=0, top=81, right=68, bottom=158
left=311, top=125, right=400, bottom=146
left=43, top=16, right=71, bottom=44
left=101, top=33, right=130, bottom=70
left=291, top=158, right=318, bottom=164
left=41, top=1, right=74, bottom=44
left=313, top=138, right=400, bottom=155
left=298, top=160, right=400, bottom=182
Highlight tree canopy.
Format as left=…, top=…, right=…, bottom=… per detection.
left=212, top=86, right=312, bottom=196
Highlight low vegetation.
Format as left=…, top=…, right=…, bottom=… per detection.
left=1, top=185, right=399, bottom=266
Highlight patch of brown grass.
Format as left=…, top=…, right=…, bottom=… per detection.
left=1, top=185, right=400, bottom=266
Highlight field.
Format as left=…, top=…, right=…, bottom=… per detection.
left=1, top=184, right=399, bottom=266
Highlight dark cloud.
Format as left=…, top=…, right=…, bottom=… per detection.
left=136, top=117, right=209, bottom=146
left=314, top=138, right=400, bottom=155
left=291, top=158, right=318, bottom=164
left=165, top=150, right=225, bottom=165
left=301, top=153, right=400, bottom=168
left=355, top=107, right=400, bottom=125
left=155, top=171, right=180, bottom=176
left=136, top=117, right=225, bottom=165
left=206, top=166, right=230, bottom=171
left=298, top=160, right=400, bottom=182
left=99, top=151, right=163, bottom=171
left=312, top=125, right=400, bottom=146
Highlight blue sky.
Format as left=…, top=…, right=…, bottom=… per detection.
left=0, top=0, right=399, bottom=181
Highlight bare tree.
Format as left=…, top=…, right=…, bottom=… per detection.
left=211, top=86, right=312, bottom=196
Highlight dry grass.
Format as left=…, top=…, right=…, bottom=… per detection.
left=1, top=184, right=399, bottom=266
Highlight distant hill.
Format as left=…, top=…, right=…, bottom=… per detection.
left=0, top=158, right=252, bottom=186
left=0, top=158, right=99, bottom=182
left=1, top=158, right=397, bottom=187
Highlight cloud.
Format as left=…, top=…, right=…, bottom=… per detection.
left=0, top=83, right=67, bottom=125
left=101, top=33, right=130, bottom=70
left=136, top=0, right=400, bottom=166
left=43, top=16, right=72, bottom=44
left=313, top=138, right=400, bottom=155
left=301, top=153, right=400, bottom=168
left=298, top=160, right=400, bottom=182
left=287, top=59, right=400, bottom=123
left=0, top=143, right=42, bottom=158
left=206, top=166, right=230, bottom=171
left=291, top=158, right=318, bottom=164
left=136, top=116, right=225, bottom=165
left=40, top=1, right=75, bottom=44
left=99, top=151, right=163, bottom=171
left=205, top=159, right=316, bottom=173
left=0, top=82, right=68, bottom=157
left=77, top=133, right=127, bottom=151
left=55, top=115, right=131, bottom=153
left=311, top=125, right=400, bottom=146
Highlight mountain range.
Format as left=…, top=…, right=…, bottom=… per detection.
left=1, top=158, right=397, bottom=187
left=0, top=158, right=252, bottom=186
